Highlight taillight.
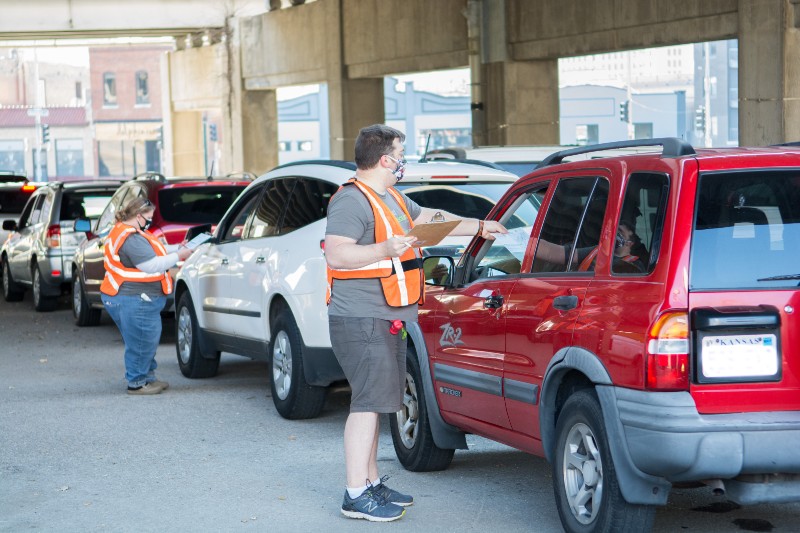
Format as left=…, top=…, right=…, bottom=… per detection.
left=46, top=224, right=61, bottom=248
left=21, top=184, right=36, bottom=192
left=646, top=311, right=689, bottom=390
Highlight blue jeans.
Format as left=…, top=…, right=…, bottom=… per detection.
left=102, top=293, right=167, bottom=388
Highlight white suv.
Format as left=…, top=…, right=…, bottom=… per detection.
left=173, top=159, right=518, bottom=419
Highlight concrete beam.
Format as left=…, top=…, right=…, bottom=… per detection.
left=0, top=0, right=265, bottom=40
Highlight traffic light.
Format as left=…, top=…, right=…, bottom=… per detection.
left=694, top=105, right=706, bottom=131
left=41, top=123, right=50, bottom=144
left=209, top=123, right=218, bottom=142
left=619, top=100, right=630, bottom=123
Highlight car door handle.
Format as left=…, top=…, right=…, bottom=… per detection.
left=553, top=295, right=579, bottom=311
left=484, top=293, right=504, bottom=309
left=255, top=256, right=265, bottom=264
left=221, top=258, right=229, bottom=265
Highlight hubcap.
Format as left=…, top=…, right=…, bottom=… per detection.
left=395, top=371, right=419, bottom=449
left=72, top=277, right=81, bottom=316
left=32, top=270, right=40, bottom=305
left=176, top=306, right=193, bottom=364
left=562, top=422, right=603, bottom=525
left=271, top=330, right=292, bottom=400
left=2, top=264, right=9, bottom=296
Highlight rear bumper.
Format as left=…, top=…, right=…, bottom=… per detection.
left=610, top=386, right=800, bottom=503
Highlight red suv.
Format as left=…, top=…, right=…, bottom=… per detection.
left=71, top=172, right=251, bottom=326
left=391, top=139, right=800, bottom=532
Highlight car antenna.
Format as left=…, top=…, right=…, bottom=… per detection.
left=207, top=160, right=216, bottom=181
left=418, top=134, right=432, bottom=163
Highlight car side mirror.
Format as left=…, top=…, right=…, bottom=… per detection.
left=2, top=219, right=17, bottom=231
left=73, top=218, right=92, bottom=233
left=423, top=255, right=454, bottom=287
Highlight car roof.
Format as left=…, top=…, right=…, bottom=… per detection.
left=260, top=159, right=518, bottom=186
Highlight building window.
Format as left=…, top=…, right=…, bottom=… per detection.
left=0, top=140, right=25, bottom=175
left=56, top=139, right=85, bottom=177
left=576, top=124, right=599, bottom=145
left=75, top=81, right=82, bottom=99
left=278, top=141, right=291, bottom=152
left=297, top=140, right=313, bottom=151
left=135, top=71, right=150, bottom=105
left=634, top=123, right=653, bottom=140
left=103, top=73, right=117, bottom=106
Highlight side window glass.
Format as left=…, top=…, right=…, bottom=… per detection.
left=40, top=191, right=54, bottom=224
left=17, top=194, right=38, bottom=228
left=222, top=191, right=260, bottom=242
left=279, top=178, right=338, bottom=235
left=28, top=195, right=46, bottom=226
left=473, top=186, right=546, bottom=278
left=531, top=177, right=607, bottom=273
left=97, top=188, right=130, bottom=233
left=247, top=179, right=290, bottom=239
left=613, top=173, right=668, bottom=275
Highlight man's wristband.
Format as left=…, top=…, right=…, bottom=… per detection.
left=477, top=219, right=485, bottom=236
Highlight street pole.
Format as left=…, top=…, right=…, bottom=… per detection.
left=33, top=48, right=41, bottom=181
left=703, top=42, right=713, bottom=147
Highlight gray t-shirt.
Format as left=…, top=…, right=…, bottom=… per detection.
left=326, top=183, right=422, bottom=322
left=117, top=233, right=166, bottom=297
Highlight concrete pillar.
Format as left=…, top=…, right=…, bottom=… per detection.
left=738, top=0, right=800, bottom=145
left=483, top=59, right=560, bottom=146
left=172, top=111, right=204, bottom=175
left=241, top=88, right=278, bottom=175
left=327, top=77, right=384, bottom=161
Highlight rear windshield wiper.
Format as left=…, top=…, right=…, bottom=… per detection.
left=757, top=274, right=800, bottom=281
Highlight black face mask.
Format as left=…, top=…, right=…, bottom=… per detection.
left=139, top=216, right=153, bottom=231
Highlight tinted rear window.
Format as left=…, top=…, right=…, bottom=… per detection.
left=690, top=170, right=800, bottom=290
left=157, top=186, right=245, bottom=224
left=395, top=182, right=512, bottom=220
left=60, top=190, right=115, bottom=220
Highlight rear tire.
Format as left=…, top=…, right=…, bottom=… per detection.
left=32, top=266, right=57, bottom=312
left=2, top=259, right=24, bottom=302
left=552, top=389, right=655, bottom=533
left=175, top=291, right=220, bottom=378
left=390, top=344, right=455, bottom=472
left=269, top=309, right=326, bottom=420
left=72, top=274, right=101, bottom=326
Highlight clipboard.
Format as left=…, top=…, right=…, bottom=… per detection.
left=405, top=221, right=459, bottom=247
left=185, top=232, right=212, bottom=250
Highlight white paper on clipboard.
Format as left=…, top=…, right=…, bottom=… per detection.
left=404, top=221, right=460, bottom=247
left=185, top=232, right=212, bottom=250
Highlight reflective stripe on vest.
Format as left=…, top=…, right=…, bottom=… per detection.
left=100, top=223, right=173, bottom=296
left=326, top=179, right=423, bottom=307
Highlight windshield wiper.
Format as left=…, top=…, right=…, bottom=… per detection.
left=757, top=274, right=800, bottom=281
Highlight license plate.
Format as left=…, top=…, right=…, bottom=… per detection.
left=700, top=334, right=778, bottom=379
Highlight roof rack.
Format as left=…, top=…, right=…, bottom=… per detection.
left=536, top=138, right=696, bottom=169
left=132, top=171, right=167, bottom=182
left=415, top=157, right=505, bottom=171
left=272, top=160, right=357, bottom=172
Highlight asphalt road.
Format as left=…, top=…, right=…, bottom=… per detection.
left=1, top=292, right=799, bottom=532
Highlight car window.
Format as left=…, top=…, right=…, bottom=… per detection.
left=221, top=190, right=260, bottom=242
left=247, top=179, right=290, bottom=239
left=15, top=194, right=37, bottom=228
left=396, top=182, right=512, bottom=220
left=690, top=170, right=800, bottom=290
left=39, top=190, right=54, bottom=225
left=59, top=191, right=115, bottom=221
left=472, top=186, right=546, bottom=278
left=279, top=177, right=338, bottom=235
left=612, top=173, right=669, bottom=275
left=531, top=177, right=609, bottom=273
left=27, top=194, right=46, bottom=226
left=157, top=186, right=244, bottom=224
left=96, top=187, right=132, bottom=233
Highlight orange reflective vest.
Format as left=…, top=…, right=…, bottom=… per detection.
left=100, top=223, right=173, bottom=296
left=326, top=179, right=424, bottom=307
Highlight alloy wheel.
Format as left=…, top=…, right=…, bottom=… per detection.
left=562, top=421, right=604, bottom=525
left=271, top=330, right=292, bottom=400
left=395, top=371, right=419, bottom=449
left=176, top=306, right=193, bottom=365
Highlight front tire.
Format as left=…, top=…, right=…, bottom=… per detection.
left=176, top=291, right=220, bottom=378
left=2, top=259, right=24, bottom=302
left=32, top=266, right=58, bottom=312
left=390, top=343, right=455, bottom=472
left=72, top=274, right=101, bottom=326
left=269, top=309, right=326, bottom=420
left=552, top=389, right=655, bottom=533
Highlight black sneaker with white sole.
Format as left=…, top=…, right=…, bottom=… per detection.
left=341, top=486, right=405, bottom=522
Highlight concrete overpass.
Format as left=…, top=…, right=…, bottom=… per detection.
left=2, top=0, right=799, bottom=176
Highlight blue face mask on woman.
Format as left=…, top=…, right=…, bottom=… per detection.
left=386, top=155, right=407, bottom=182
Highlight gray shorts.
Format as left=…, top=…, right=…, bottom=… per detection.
left=329, top=316, right=406, bottom=413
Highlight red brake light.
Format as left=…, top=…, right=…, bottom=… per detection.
left=46, top=224, right=61, bottom=248
left=21, top=184, right=36, bottom=192
left=646, top=311, right=689, bottom=390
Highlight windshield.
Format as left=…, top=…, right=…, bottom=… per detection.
left=158, top=186, right=245, bottom=224
left=395, top=182, right=513, bottom=220
left=690, top=170, right=800, bottom=290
